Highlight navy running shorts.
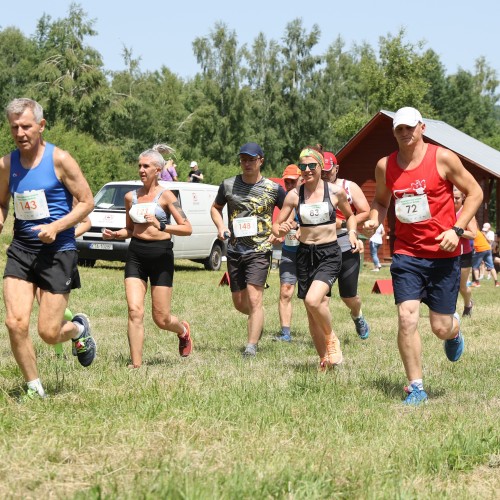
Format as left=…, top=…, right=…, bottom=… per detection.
left=390, top=253, right=460, bottom=314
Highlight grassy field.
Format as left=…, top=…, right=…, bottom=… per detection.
left=0, top=230, right=499, bottom=498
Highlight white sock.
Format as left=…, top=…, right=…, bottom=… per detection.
left=351, top=311, right=362, bottom=319
left=27, top=378, right=46, bottom=397
left=409, top=379, right=424, bottom=391
left=72, top=321, right=85, bottom=339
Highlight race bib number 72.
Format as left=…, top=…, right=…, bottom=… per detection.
left=395, top=194, right=431, bottom=223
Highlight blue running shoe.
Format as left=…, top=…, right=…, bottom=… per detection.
left=353, top=315, right=370, bottom=340
left=273, top=333, right=292, bottom=342
left=403, top=383, right=428, bottom=406
left=71, top=313, right=97, bottom=367
left=444, top=313, right=464, bottom=362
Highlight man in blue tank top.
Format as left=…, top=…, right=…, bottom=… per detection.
left=0, top=98, right=97, bottom=400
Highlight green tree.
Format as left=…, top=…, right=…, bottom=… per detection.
left=0, top=27, right=37, bottom=108
left=30, top=3, right=111, bottom=139
left=375, top=29, right=432, bottom=114
left=273, top=19, right=323, bottom=163
left=439, top=58, right=499, bottom=140
left=189, top=22, right=249, bottom=163
left=242, top=33, right=287, bottom=170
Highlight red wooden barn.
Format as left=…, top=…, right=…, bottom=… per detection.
left=336, top=110, right=500, bottom=264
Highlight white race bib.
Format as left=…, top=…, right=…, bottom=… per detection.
left=299, top=202, right=330, bottom=225
left=284, top=229, right=299, bottom=246
left=395, top=194, right=431, bottom=223
left=14, top=190, right=50, bottom=220
left=233, top=216, right=258, bottom=237
left=129, top=202, right=156, bottom=223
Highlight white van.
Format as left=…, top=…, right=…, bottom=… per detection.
left=76, top=181, right=227, bottom=270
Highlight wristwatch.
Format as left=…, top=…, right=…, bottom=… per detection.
left=341, top=220, right=347, bottom=229
left=452, top=226, right=464, bottom=237
left=159, top=222, right=166, bottom=232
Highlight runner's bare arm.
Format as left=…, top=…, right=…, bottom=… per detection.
left=0, top=154, right=11, bottom=232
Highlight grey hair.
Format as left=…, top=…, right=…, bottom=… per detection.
left=152, top=143, right=175, bottom=155
left=6, top=98, right=44, bottom=123
left=139, top=149, right=165, bottom=168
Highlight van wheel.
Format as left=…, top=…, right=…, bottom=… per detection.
left=78, top=258, right=96, bottom=268
left=204, top=243, right=222, bottom=271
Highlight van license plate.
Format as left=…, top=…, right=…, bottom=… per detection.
left=89, top=243, right=113, bottom=250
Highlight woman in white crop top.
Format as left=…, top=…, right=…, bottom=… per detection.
left=103, top=148, right=193, bottom=368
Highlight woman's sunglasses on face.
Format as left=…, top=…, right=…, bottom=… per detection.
left=298, top=162, right=318, bottom=171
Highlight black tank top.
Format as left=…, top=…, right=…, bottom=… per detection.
left=296, top=181, right=336, bottom=227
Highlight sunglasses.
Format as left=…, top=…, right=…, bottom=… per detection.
left=298, top=163, right=318, bottom=171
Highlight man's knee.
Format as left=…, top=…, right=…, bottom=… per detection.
left=5, top=316, right=30, bottom=337
left=280, top=283, right=294, bottom=300
left=38, top=325, right=62, bottom=344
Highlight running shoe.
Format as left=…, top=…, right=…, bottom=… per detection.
left=20, top=387, right=46, bottom=402
left=318, top=358, right=330, bottom=372
left=444, top=313, right=464, bottom=362
left=178, top=321, right=193, bottom=357
left=243, top=344, right=257, bottom=357
left=71, top=313, right=96, bottom=367
left=353, top=315, right=370, bottom=340
left=325, top=334, right=343, bottom=366
left=462, top=300, right=473, bottom=317
left=273, top=333, right=292, bottom=342
left=403, top=383, right=428, bottom=406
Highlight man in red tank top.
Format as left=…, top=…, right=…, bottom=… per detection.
left=363, top=107, right=483, bottom=405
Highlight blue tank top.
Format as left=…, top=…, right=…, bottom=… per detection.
left=132, top=189, right=171, bottom=224
left=9, top=143, right=75, bottom=252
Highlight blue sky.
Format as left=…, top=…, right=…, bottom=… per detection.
left=3, top=0, right=499, bottom=80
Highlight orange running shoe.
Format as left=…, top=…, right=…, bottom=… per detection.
left=178, top=321, right=193, bottom=357
left=318, top=357, right=331, bottom=372
left=325, top=333, right=343, bottom=366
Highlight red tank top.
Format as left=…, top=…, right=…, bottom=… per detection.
left=386, top=144, right=460, bottom=258
left=335, top=179, right=356, bottom=221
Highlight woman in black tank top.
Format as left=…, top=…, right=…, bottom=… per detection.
left=273, top=145, right=359, bottom=371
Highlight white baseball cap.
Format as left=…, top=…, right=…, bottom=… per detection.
left=190, top=161, right=198, bottom=168
left=393, top=107, right=423, bottom=129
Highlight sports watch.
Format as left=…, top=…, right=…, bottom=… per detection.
left=452, top=226, right=464, bottom=237
left=159, top=221, right=166, bottom=232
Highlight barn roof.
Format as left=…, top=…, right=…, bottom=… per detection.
left=337, top=110, right=500, bottom=180
left=382, top=110, right=500, bottom=178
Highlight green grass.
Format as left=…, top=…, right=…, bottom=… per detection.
left=0, top=229, right=499, bottom=497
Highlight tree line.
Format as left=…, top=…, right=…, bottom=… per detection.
left=1, top=3, right=499, bottom=195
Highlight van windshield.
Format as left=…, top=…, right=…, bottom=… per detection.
left=94, top=185, right=136, bottom=210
